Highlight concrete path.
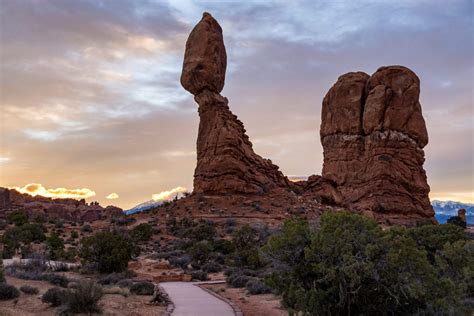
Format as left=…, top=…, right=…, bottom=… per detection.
left=161, top=282, right=235, bottom=316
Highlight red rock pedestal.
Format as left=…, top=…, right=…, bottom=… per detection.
left=320, top=66, right=435, bottom=224
left=181, top=13, right=290, bottom=195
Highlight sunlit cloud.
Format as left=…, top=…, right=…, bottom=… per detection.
left=152, top=186, right=187, bottom=202
left=106, top=192, right=119, bottom=199
left=0, top=157, right=11, bottom=163
left=10, top=183, right=96, bottom=199
left=288, top=175, right=308, bottom=182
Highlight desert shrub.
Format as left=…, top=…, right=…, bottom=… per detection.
left=46, top=232, right=65, bottom=260
left=228, top=273, right=251, bottom=288
left=62, top=280, right=103, bottom=314
left=447, top=216, right=467, bottom=229
left=169, top=254, right=191, bottom=269
left=113, top=216, right=136, bottom=226
left=98, top=271, right=134, bottom=285
left=130, top=223, right=154, bottom=242
left=189, top=240, right=213, bottom=265
left=130, top=282, right=155, bottom=295
left=1, top=223, right=46, bottom=258
left=7, top=210, right=28, bottom=226
left=42, top=287, right=66, bottom=306
left=116, top=279, right=133, bottom=288
left=212, top=239, right=235, bottom=255
left=264, top=212, right=474, bottom=315
left=0, top=220, right=8, bottom=230
left=202, top=261, right=222, bottom=273
left=246, top=278, right=271, bottom=295
left=80, top=224, right=92, bottom=233
left=43, top=273, right=70, bottom=288
left=103, top=285, right=130, bottom=297
left=80, top=231, right=135, bottom=273
left=70, top=231, right=79, bottom=239
left=20, top=285, right=39, bottom=295
left=0, top=283, right=19, bottom=300
left=191, top=270, right=208, bottom=281
left=187, top=222, right=216, bottom=241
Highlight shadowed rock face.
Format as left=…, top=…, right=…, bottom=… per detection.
left=320, top=66, right=434, bottom=222
left=181, top=13, right=290, bottom=194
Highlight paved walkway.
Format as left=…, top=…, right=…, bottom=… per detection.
left=160, top=282, right=235, bottom=316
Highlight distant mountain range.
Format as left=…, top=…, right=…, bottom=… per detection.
left=432, top=200, right=473, bottom=224
left=124, top=200, right=164, bottom=215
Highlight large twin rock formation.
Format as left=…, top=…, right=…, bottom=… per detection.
left=181, top=13, right=435, bottom=224
left=181, top=12, right=290, bottom=194
left=320, top=67, right=433, bottom=223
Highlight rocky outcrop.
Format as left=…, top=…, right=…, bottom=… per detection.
left=181, top=12, right=435, bottom=224
left=181, top=12, right=291, bottom=194
left=319, top=66, right=435, bottom=223
left=0, top=188, right=123, bottom=222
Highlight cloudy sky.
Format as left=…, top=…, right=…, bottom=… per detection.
left=1, top=0, right=473, bottom=209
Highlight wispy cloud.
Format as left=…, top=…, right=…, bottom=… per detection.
left=10, top=183, right=96, bottom=199
left=152, top=186, right=188, bottom=202
left=106, top=192, right=119, bottom=199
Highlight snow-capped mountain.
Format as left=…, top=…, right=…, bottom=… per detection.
left=432, top=200, right=473, bottom=224
left=124, top=200, right=164, bottom=215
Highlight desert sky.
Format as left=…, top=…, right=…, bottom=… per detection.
left=0, top=0, right=473, bottom=209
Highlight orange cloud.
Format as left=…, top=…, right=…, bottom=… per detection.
left=106, top=192, right=119, bottom=199
left=152, top=186, right=187, bottom=202
left=10, top=183, right=96, bottom=199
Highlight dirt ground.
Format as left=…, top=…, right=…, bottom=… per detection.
left=202, top=283, right=287, bottom=316
left=0, top=276, right=166, bottom=316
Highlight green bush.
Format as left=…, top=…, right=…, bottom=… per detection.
left=0, top=283, right=19, bottom=300
left=1, top=223, right=46, bottom=258
left=447, top=216, right=467, bottom=229
left=70, top=231, right=79, bottom=239
left=246, top=278, right=271, bottom=295
left=80, top=231, right=135, bottom=273
left=46, top=232, right=65, bottom=260
left=20, top=285, right=39, bottom=295
left=7, top=210, right=28, bottom=226
left=130, top=223, right=154, bottom=242
left=130, top=282, right=154, bottom=295
left=62, top=280, right=103, bottom=314
left=42, top=287, right=66, bottom=306
left=191, top=270, right=208, bottom=281
left=264, top=212, right=473, bottom=315
left=189, top=240, right=213, bottom=265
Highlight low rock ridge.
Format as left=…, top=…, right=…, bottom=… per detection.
left=0, top=187, right=122, bottom=222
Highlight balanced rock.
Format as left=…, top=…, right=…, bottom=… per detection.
left=320, top=66, right=434, bottom=223
left=181, top=13, right=290, bottom=194
left=181, top=12, right=226, bottom=95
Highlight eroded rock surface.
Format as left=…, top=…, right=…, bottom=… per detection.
left=182, top=13, right=290, bottom=194
left=320, top=66, right=434, bottom=223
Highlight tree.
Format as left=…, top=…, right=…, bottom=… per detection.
left=46, top=232, right=65, bottom=260
left=7, top=210, right=28, bottom=226
left=264, top=212, right=473, bottom=315
left=130, top=223, right=153, bottom=242
left=80, top=231, right=135, bottom=273
left=447, top=216, right=467, bottom=229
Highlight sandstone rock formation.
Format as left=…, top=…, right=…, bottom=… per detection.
left=0, top=187, right=123, bottom=222
left=181, top=12, right=435, bottom=224
left=319, top=66, right=435, bottom=223
left=181, top=12, right=291, bottom=194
